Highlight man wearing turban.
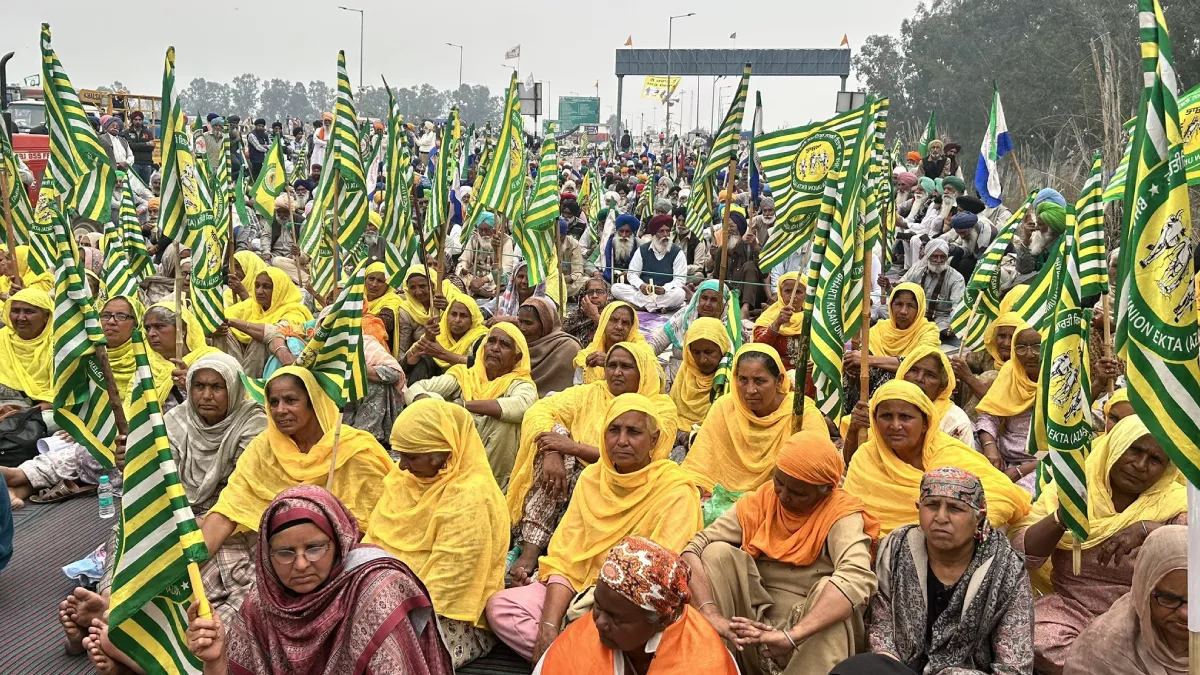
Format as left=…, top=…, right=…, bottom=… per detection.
left=612, top=214, right=688, bottom=312
left=896, top=238, right=966, bottom=337
left=1000, top=189, right=1068, bottom=289
left=936, top=195, right=996, bottom=278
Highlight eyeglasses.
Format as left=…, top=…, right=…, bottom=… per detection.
left=1152, top=591, right=1187, bottom=610
left=583, top=288, right=607, bottom=296
left=99, top=312, right=135, bottom=323
left=1012, top=344, right=1042, bottom=356
left=270, top=542, right=331, bottom=565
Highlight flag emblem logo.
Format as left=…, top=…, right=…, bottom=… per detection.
left=790, top=131, right=843, bottom=193
left=1137, top=208, right=1191, bottom=312
left=1050, top=347, right=1086, bottom=423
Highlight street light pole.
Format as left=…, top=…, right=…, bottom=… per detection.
left=338, top=6, right=364, bottom=92
left=665, top=12, right=695, bottom=149
left=446, top=43, right=463, bottom=89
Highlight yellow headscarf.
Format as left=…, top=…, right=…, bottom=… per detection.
left=435, top=297, right=487, bottom=368
left=11, top=245, right=54, bottom=293
left=536, top=393, right=704, bottom=591
left=572, top=301, right=646, bottom=383
left=843, top=379, right=1031, bottom=535
left=894, top=344, right=956, bottom=419
left=975, top=322, right=1038, bottom=418
left=983, top=311, right=1025, bottom=369
left=681, top=344, right=829, bottom=494
left=223, top=251, right=268, bottom=308
left=144, top=301, right=222, bottom=405
left=999, top=284, right=1030, bottom=315
left=507, top=341, right=675, bottom=525
left=364, top=261, right=404, bottom=355
left=208, top=366, right=394, bottom=528
left=446, top=323, right=534, bottom=401
left=225, top=267, right=313, bottom=343
left=100, top=295, right=145, bottom=404
left=868, top=282, right=941, bottom=357
left=1103, top=388, right=1130, bottom=426
left=0, top=288, right=54, bottom=401
left=754, top=271, right=805, bottom=336
left=670, top=317, right=731, bottom=428
left=396, top=265, right=452, bottom=327
left=364, top=400, right=509, bottom=627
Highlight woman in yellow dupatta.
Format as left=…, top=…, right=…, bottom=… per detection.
left=222, top=267, right=313, bottom=378
left=950, top=310, right=1025, bottom=418
left=365, top=399, right=509, bottom=668
left=0, top=245, right=55, bottom=294
left=681, top=344, right=828, bottom=495
left=975, top=323, right=1041, bottom=485
left=1100, top=388, right=1133, bottom=434
left=1013, top=414, right=1186, bottom=673
left=365, top=261, right=404, bottom=355
left=99, top=295, right=144, bottom=403
left=842, top=282, right=941, bottom=414
left=144, top=300, right=222, bottom=409
left=751, top=271, right=807, bottom=371
left=572, top=301, right=645, bottom=383
left=222, top=250, right=268, bottom=309
left=843, top=379, right=1030, bottom=536
left=395, top=265, right=454, bottom=354
left=485, top=393, right=704, bottom=663
left=428, top=295, right=487, bottom=369
left=670, top=317, right=731, bottom=429
left=0, top=288, right=54, bottom=403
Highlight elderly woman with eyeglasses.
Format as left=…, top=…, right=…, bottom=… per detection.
left=974, top=323, right=1042, bottom=492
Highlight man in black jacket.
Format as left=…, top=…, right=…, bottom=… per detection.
left=247, top=118, right=271, bottom=180
left=124, top=111, right=156, bottom=184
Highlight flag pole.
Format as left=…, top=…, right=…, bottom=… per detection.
left=287, top=193, right=306, bottom=289
left=716, top=159, right=736, bottom=296
left=1008, top=151, right=1030, bottom=199
left=1188, top=483, right=1199, bottom=675
left=0, top=166, right=19, bottom=263
left=554, top=222, right=566, bottom=318
left=186, top=562, right=212, bottom=619
left=331, top=174, right=342, bottom=293
left=858, top=222, right=871, bottom=445
left=1101, top=291, right=1114, bottom=394
left=494, top=215, right=505, bottom=317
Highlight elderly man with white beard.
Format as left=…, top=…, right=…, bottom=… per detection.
left=611, top=214, right=688, bottom=313
left=999, top=188, right=1068, bottom=290
left=457, top=211, right=516, bottom=300
left=937, top=196, right=997, bottom=279
left=892, top=239, right=965, bottom=337
left=600, top=214, right=640, bottom=283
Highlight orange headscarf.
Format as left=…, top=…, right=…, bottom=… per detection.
left=735, top=430, right=880, bottom=567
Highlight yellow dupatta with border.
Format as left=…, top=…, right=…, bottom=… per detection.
left=983, top=311, right=1025, bottom=370
left=868, top=282, right=941, bottom=357
left=895, top=344, right=956, bottom=419
left=225, top=267, right=313, bottom=343
left=364, top=400, right=509, bottom=627
left=435, top=296, right=488, bottom=368
left=572, top=301, right=645, bottom=383
left=445, top=322, right=534, bottom=401
left=670, top=317, right=731, bottom=428
left=753, top=271, right=805, bottom=336
left=0, top=288, right=54, bottom=401
left=208, top=366, right=394, bottom=528
left=397, top=265, right=455, bottom=328
left=975, top=319, right=1037, bottom=418
left=843, top=379, right=1031, bottom=535
left=364, top=261, right=404, bottom=354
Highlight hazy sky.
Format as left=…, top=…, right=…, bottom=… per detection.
left=5, top=0, right=920, bottom=132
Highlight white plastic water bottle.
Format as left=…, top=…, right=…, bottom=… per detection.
left=97, top=475, right=115, bottom=519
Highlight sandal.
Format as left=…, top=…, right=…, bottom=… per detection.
left=29, top=480, right=97, bottom=504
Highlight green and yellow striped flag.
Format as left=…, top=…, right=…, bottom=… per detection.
left=695, top=65, right=749, bottom=186
left=467, top=72, right=525, bottom=233
left=251, top=136, right=287, bottom=220
left=327, top=51, right=370, bottom=253
left=381, top=87, right=416, bottom=286
left=684, top=174, right=717, bottom=237
left=35, top=24, right=114, bottom=229
left=296, top=261, right=368, bottom=406
left=211, top=136, right=233, bottom=241
left=0, top=115, right=35, bottom=249
left=1102, top=119, right=1135, bottom=203
left=51, top=220, right=118, bottom=468
left=101, top=211, right=137, bottom=300
left=756, top=102, right=876, bottom=273
left=157, top=47, right=215, bottom=252
left=118, top=183, right=153, bottom=281
left=425, top=109, right=462, bottom=258
left=189, top=226, right=226, bottom=335
left=515, top=128, right=560, bottom=285
left=710, top=286, right=743, bottom=400
left=1076, top=153, right=1108, bottom=299
left=949, top=195, right=1034, bottom=350
left=859, top=100, right=890, bottom=255
left=1005, top=233, right=1068, bottom=335
left=106, top=327, right=209, bottom=675
left=1115, top=0, right=1200, bottom=487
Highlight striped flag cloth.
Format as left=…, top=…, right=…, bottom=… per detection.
left=1115, top=0, right=1200, bottom=487
left=467, top=72, right=526, bottom=235
left=157, top=47, right=215, bottom=252
left=106, top=327, right=209, bottom=675
left=308, top=231, right=339, bottom=301
left=684, top=174, right=717, bottom=237
left=515, top=127, right=560, bottom=285
left=296, top=261, right=368, bottom=406
left=694, top=65, right=749, bottom=186
left=975, top=83, right=1013, bottom=208
left=100, top=210, right=137, bottom=299
left=251, top=136, right=288, bottom=219
left=35, top=24, right=114, bottom=229
left=328, top=51, right=370, bottom=253
left=710, top=286, right=743, bottom=400
left=1101, top=118, right=1136, bottom=203
left=918, top=110, right=937, bottom=156
left=0, top=114, right=35, bottom=250
left=209, top=136, right=234, bottom=252
left=51, top=220, right=118, bottom=468
left=756, top=101, right=876, bottom=273
left=859, top=101, right=890, bottom=255
left=1075, top=153, right=1108, bottom=299
left=381, top=86, right=416, bottom=286
left=1005, top=235, right=1068, bottom=335
left=425, top=110, right=462, bottom=258
left=1181, top=83, right=1200, bottom=185
left=299, top=150, right=336, bottom=255
left=118, top=182, right=153, bottom=281
left=189, top=226, right=226, bottom=335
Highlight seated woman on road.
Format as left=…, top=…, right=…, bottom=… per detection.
left=752, top=271, right=807, bottom=372
left=363, top=260, right=403, bottom=355
left=220, top=267, right=313, bottom=378
left=670, top=317, right=732, bottom=431
left=184, top=486, right=454, bottom=675
left=830, top=468, right=1034, bottom=675
left=560, top=276, right=610, bottom=346
left=517, top=296, right=581, bottom=397
left=949, top=311, right=1022, bottom=419
left=573, top=300, right=644, bottom=384
left=406, top=323, right=537, bottom=489
left=486, top=393, right=704, bottom=663
left=534, top=536, right=739, bottom=675
left=1094, top=387, right=1133, bottom=435
left=844, top=344, right=976, bottom=460
left=221, top=250, right=268, bottom=311
left=394, top=265, right=451, bottom=355
left=685, top=430, right=880, bottom=675
left=841, top=283, right=941, bottom=410
left=975, top=324, right=1042, bottom=492
left=842, top=380, right=1030, bottom=537
left=505, top=342, right=677, bottom=584
left=1064, top=525, right=1188, bottom=675
left=200, top=367, right=394, bottom=621
left=144, top=300, right=222, bottom=413
left=682, top=344, right=828, bottom=496
left=404, top=293, right=487, bottom=384
left=1011, top=414, right=1186, bottom=675
left=365, top=400, right=510, bottom=668
left=647, top=279, right=728, bottom=389
left=0, top=288, right=54, bottom=409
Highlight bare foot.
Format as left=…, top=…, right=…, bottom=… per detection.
left=58, top=595, right=85, bottom=655
left=83, top=627, right=122, bottom=675
left=7, top=488, right=23, bottom=510
left=94, top=618, right=145, bottom=675
left=72, top=587, right=108, bottom=629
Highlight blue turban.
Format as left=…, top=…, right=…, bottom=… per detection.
left=728, top=211, right=749, bottom=236
left=475, top=211, right=495, bottom=227
left=615, top=214, right=639, bottom=233
left=951, top=211, right=979, bottom=230
left=1033, top=188, right=1066, bottom=209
